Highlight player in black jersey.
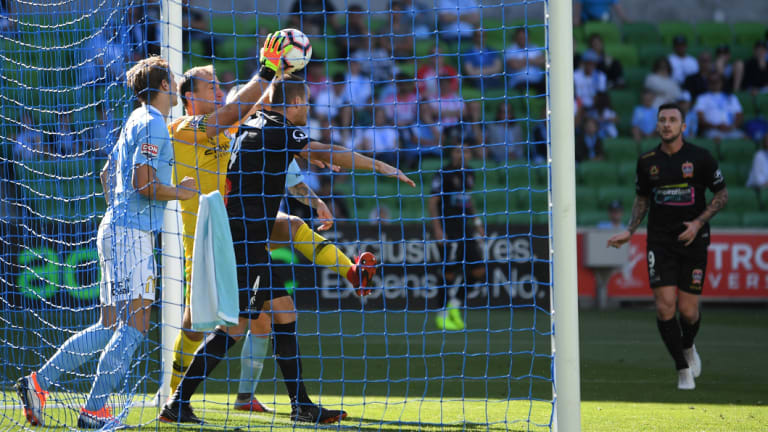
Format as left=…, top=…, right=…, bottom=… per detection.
left=429, top=135, right=486, bottom=331
left=608, top=103, right=728, bottom=391
left=160, top=75, right=414, bottom=425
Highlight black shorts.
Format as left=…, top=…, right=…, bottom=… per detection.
left=231, top=222, right=291, bottom=318
left=646, top=241, right=708, bottom=294
left=441, top=237, right=484, bottom=275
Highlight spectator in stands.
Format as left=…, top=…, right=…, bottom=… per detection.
left=0, top=0, right=14, bottom=33
left=182, top=0, right=214, bottom=57
left=400, top=0, right=434, bottom=39
left=678, top=92, right=699, bottom=138
left=683, top=51, right=713, bottom=103
left=416, top=46, right=459, bottom=100
left=437, top=0, right=480, bottom=41
left=353, top=108, right=399, bottom=164
left=312, top=72, right=352, bottom=137
left=746, top=134, right=768, bottom=189
left=13, top=114, right=45, bottom=161
left=587, top=33, right=625, bottom=88
left=335, top=5, right=368, bottom=56
left=576, top=117, right=604, bottom=162
left=743, top=41, right=768, bottom=94
left=632, top=89, right=658, bottom=142
left=505, top=28, right=546, bottom=92
left=305, top=61, right=329, bottom=99
left=486, top=101, right=523, bottom=162
left=714, top=44, right=745, bottom=93
left=530, top=104, right=549, bottom=164
left=430, top=77, right=464, bottom=132
left=50, top=113, right=77, bottom=156
left=574, top=49, right=607, bottom=109
left=290, top=0, right=335, bottom=36
left=645, top=57, right=682, bottom=107
left=127, top=3, right=160, bottom=59
left=694, top=72, right=745, bottom=141
left=343, top=59, right=373, bottom=120
left=668, top=35, right=699, bottom=85
left=318, top=176, right=350, bottom=220
left=596, top=200, right=625, bottom=230
left=381, top=73, right=420, bottom=128
left=573, top=0, right=629, bottom=26
left=461, top=30, right=504, bottom=89
left=589, top=91, right=618, bottom=139
left=389, top=1, right=415, bottom=54
left=352, top=36, right=399, bottom=85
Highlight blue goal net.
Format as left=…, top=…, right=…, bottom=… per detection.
left=0, top=0, right=555, bottom=430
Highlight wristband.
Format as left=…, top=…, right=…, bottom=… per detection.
left=258, top=65, right=276, bottom=81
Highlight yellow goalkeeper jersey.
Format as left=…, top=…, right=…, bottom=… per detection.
left=169, top=114, right=233, bottom=282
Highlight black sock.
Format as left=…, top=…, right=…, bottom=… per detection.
left=173, top=329, right=236, bottom=405
left=272, top=322, right=312, bottom=406
left=679, top=314, right=701, bottom=349
left=656, top=318, right=688, bottom=370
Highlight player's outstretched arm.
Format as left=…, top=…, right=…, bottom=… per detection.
left=287, top=181, right=334, bottom=231
left=299, top=142, right=416, bottom=187
left=678, top=187, right=729, bottom=246
left=204, top=32, right=288, bottom=138
left=607, top=194, right=649, bottom=248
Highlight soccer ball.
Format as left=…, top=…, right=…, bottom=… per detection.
left=279, top=28, right=312, bottom=73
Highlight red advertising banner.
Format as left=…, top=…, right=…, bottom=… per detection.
left=578, top=231, right=768, bottom=300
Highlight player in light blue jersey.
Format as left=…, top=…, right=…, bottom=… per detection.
left=16, top=56, right=197, bottom=430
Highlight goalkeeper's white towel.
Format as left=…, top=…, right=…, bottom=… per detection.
left=190, top=190, right=239, bottom=330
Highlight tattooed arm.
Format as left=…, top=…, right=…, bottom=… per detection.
left=694, top=188, right=729, bottom=225
left=607, top=195, right=649, bottom=248
left=287, top=181, right=321, bottom=209
left=626, top=195, right=650, bottom=234
left=678, top=187, right=729, bottom=246
left=287, top=181, right=334, bottom=231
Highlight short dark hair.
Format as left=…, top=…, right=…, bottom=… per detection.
left=126, top=56, right=171, bottom=103
left=657, top=103, right=685, bottom=120
left=270, top=75, right=309, bottom=106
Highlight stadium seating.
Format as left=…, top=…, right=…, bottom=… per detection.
left=695, top=21, right=733, bottom=47
left=658, top=21, right=696, bottom=46
left=622, top=21, right=662, bottom=44
left=582, top=21, right=622, bottom=44
left=731, top=21, right=766, bottom=46
left=604, top=43, right=639, bottom=67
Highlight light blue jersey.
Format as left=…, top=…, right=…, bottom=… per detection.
left=103, top=104, right=173, bottom=233
left=284, top=159, right=304, bottom=189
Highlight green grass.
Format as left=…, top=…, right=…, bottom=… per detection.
left=1, top=307, right=766, bottom=431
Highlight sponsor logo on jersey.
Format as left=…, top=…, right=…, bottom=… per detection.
left=141, top=143, right=159, bottom=157
left=653, top=184, right=695, bottom=206
left=292, top=129, right=307, bottom=142
left=682, top=161, right=694, bottom=178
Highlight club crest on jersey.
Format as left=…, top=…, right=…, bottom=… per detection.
left=649, top=165, right=659, bottom=176
left=292, top=129, right=307, bottom=141
left=682, top=161, right=694, bottom=178
left=141, top=143, right=159, bottom=157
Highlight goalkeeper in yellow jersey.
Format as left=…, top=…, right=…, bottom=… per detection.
left=168, top=36, right=376, bottom=413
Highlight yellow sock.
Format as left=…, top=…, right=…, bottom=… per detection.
left=169, top=330, right=204, bottom=392
left=293, top=223, right=353, bottom=277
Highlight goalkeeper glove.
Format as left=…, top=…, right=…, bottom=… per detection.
left=257, top=32, right=291, bottom=80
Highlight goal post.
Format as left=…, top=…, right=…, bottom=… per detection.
left=548, top=0, right=582, bottom=430
left=159, top=0, right=185, bottom=406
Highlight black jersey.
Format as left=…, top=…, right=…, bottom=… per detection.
left=431, top=167, right=476, bottom=239
left=636, top=142, right=726, bottom=246
left=226, top=110, right=309, bottom=241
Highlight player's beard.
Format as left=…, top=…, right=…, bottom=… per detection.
left=660, top=130, right=681, bottom=144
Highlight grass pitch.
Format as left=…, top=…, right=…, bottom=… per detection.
left=1, top=307, right=766, bottom=431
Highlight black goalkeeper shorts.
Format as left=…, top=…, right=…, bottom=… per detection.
left=646, top=242, right=708, bottom=295
left=230, top=222, right=291, bottom=318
